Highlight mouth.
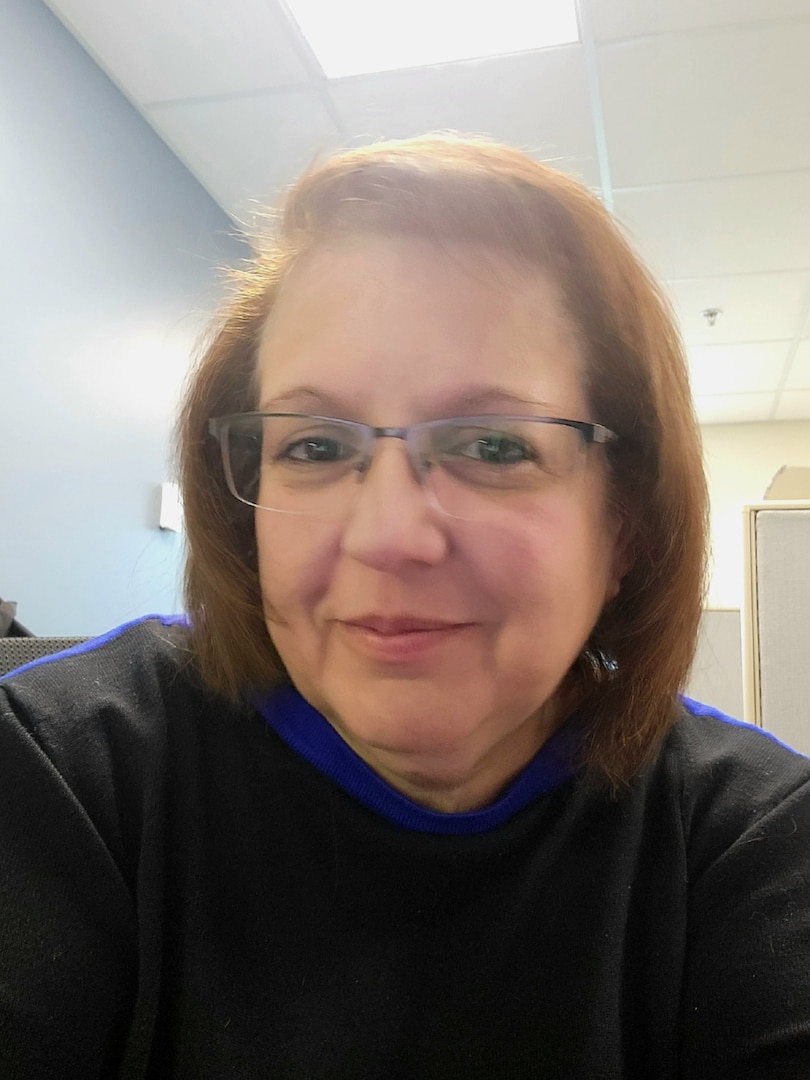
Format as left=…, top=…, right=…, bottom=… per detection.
left=343, top=616, right=470, bottom=635
left=338, top=616, right=474, bottom=661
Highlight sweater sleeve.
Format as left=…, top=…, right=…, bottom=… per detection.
left=0, top=689, right=138, bottom=1078
left=679, top=756, right=810, bottom=1079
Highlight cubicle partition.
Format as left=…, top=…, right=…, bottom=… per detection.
left=743, top=501, right=810, bottom=756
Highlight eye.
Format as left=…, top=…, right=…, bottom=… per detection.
left=279, top=436, right=355, bottom=464
left=454, top=431, right=537, bottom=467
left=265, top=420, right=366, bottom=468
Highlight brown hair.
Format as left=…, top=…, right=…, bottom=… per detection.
left=177, top=135, right=709, bottom=788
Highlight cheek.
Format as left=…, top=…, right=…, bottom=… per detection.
left=473, top=500, right=618, bottom=616
left=255, top=515, right=336, bottom=624
left=476, top=529, right=551, bottom=604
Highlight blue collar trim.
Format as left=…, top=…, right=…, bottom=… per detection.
left=255, top=686, right=579, bottom=835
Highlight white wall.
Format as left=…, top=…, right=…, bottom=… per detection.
left=702, top=419, right=810, bottom=608
left=0, top=0, right=247, bottom=635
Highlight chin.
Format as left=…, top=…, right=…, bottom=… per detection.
left=320, top=683, right=474, bottom=752
left=348, top=710, right=479, bottom=758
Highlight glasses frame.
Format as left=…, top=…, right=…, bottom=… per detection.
left=208, top=412, right=618, bottom=514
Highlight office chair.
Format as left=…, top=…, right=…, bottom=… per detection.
left=0, top=637, right=88, bottom=678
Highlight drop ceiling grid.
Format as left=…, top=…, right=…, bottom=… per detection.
left=326, top=46, right=601, bottom=189
left=665, top=273, right=810, bottom=346
left=37, top=0, right=810, bottom=423
left=664, top=271, right=810, bottom=416
left=43, top=0, right=316, bottom=102
left=775, top=389, right=810, bottom=419
left=613, top=172, right=810, bottom=280
left=600, top=11, right=810, bottom=415
left=790, top=341, right=810, bottom=388
left=590, top=0, right=810, bottom=41
left=688, top=342, right=792, bottom=396
left=146, top=89, right=345, bottom=224
left=596, top=20, right=810, bottom=188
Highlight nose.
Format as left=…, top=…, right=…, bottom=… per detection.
left=340, top=438, right=449, bottom=569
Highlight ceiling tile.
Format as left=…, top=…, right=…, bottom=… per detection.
left=665, top=272, right=810, bottom=346
left=38, top=0, right=810, bottom=434
left=146, top=90, right=342, bottom=223
left=785, top=340, right=810, bottom=389
left=695, top=392, right=775, bottom=424
left=44, top=0, right=312, bottom=103
left=774, top=389, right=810, bottom=420
left=614, top=172, right=810, bottom=279
left=328, top=46, right=601, bottom=189
left=591, top=0, right=810, bottom=41
left=688, top=341, right=791, bottom=396
left=599, top=22, right=810, bottom=187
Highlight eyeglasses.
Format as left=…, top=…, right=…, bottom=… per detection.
left=208, top=412, right=617, bottom=521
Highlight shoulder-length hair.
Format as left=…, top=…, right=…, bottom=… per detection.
left=177, top=135, right=708, bottom=790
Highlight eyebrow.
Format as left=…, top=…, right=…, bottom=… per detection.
left=258, top=385, right=557, bottom=417
left=259, top=386, right=347, bottom=414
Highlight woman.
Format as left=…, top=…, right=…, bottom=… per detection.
left=1, top=136, right=809, bottom=1078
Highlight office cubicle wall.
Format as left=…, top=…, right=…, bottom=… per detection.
left=743, top=502, right=810, bottom=756
left=686, top=608, right=744, bottom=720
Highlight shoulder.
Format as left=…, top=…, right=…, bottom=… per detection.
left=0, top=616, right=255, bottom=887
left=0, top=615, right=201, bottom=740
left=667, top=695, right=810, bottom=802
left=661, top=706, right=810, bottom=1074
left=656, top=697, right=810, bottom=882
left=0, top=616, right=228, bottom=825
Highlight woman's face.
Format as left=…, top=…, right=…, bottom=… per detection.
left=254, top=236, right=625, bottom=810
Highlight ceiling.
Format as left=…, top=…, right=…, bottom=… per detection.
left=42, top=0, right=810, bottom=426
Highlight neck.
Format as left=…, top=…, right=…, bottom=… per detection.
left=334, top=708, right=561, bottom=814
left=367, top=765, right=511, bottom=813
left=259, top=686, right=580, bottom=829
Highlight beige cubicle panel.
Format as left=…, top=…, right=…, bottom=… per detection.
left=742, top=501, right=810, bottom=756
left=686, top=608, right=744, bottom=719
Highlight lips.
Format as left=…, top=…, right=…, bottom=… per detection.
left=338, top=615, right=473, bottom=662
left=343, top=616, right=468, bottom=635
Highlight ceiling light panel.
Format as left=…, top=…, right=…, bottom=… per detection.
left=284, top=0, right=579, bottom=78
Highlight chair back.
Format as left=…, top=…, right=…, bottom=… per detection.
left=0, top=637, right=88, bottom=677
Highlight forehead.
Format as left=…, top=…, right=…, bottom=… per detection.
left=256, top=236, right=587, bottom=420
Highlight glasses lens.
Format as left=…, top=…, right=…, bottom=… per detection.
left=223, top=416, right=368, bottom=513
left=421, top=418, right=584, bottom=519
left=219, top=414, right=589, bottom=521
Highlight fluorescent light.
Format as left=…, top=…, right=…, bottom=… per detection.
left=285, top=0, right=580, bottom=79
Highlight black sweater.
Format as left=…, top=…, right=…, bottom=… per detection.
left=1, top=616, right=809, bottom=1079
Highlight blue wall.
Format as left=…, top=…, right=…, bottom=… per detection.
left=0, top=0, right=248, bottom=635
